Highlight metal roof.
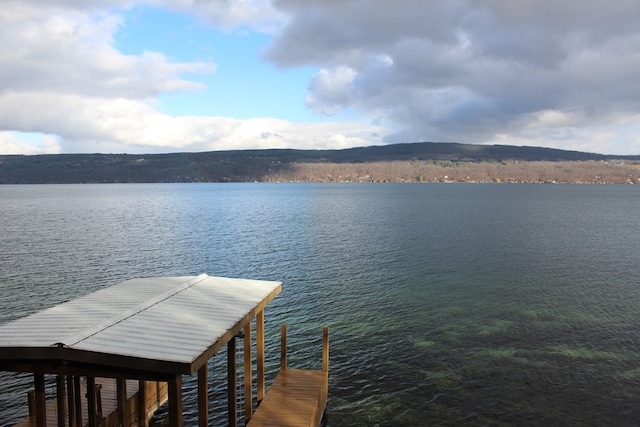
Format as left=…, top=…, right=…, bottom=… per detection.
left=0, top=274, right=281, bottom=378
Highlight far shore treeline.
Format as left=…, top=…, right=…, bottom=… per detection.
left=2, top=142, right=640, bottom=184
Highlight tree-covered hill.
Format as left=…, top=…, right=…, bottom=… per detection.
left=1, top=142, right=639, bottom=184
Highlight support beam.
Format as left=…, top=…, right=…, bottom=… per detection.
left=323, top=326, right=330, bottom=373
left=256, top=310, right=265, bottom=402
left=73, top=376, right=82, bottom=426
left=244, top=322, right=253, bottom=422
left=138, top=380, right=148, bottom=426
left=66, top=375, right=76, bottom=427
left=33, top=373, right=46, bottom=427
left=86, top=377, right=97, bottom=427
left=168, top=375, right=183, bottom=427
left=116, top=378, right=127, bottom=426
left=198, top=364, right=208, bottom=427
left=280, top=324, right=287, bottom=370
left=228, top=336, right=237, bottom=427
left=56, top=375, right=66, bottom=427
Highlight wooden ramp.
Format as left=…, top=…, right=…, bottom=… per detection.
left=15, top=378, right=167, bottom=427
left=247, top=325, right=329, bottom=427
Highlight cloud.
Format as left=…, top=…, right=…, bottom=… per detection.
left=0, top=91, right=385, bottom=153
left=0, top=0, right=380, bottom=154
left=0, top=2, right=214, bottom=100
left=267, top=0, right=640, bottom=154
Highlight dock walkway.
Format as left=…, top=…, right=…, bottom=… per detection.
left=247, top=325, right=329, bottom=427
left=15, top=378, right=167, bottom=427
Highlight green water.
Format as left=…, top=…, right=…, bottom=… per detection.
left=1, top=183, right=639, bottom=426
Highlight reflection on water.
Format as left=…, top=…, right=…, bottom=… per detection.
left=1, top=183, right=640, bottom=425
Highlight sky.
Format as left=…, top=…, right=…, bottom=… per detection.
left=2, top=1, right=640, bottom=155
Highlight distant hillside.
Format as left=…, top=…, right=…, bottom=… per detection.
left=1, top=142, right=639, bottom=184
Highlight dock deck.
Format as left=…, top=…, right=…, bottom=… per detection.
left=15, top=378, right=167, bottom=427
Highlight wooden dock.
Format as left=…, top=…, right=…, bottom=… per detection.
left=15, top=378, right=167, bottom=427
left=0, top=275, right=330, bottom=426
left=247, top=325, right=329, bottom=427
left=247, top=369, right=328, bottom=427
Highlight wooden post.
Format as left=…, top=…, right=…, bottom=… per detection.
left=116, top=378, right=127, bottom=426
left=86, top=377, right=97, bottom=427
left=56, top=375, right=66, bottom=426
left=243, top=322, right=253, bottom=421
left=280, top=324, right=287, bottom=370
left=66, top=376, right=76, bottom=427
left=198, top=364, right=208, bottom=427
left=256, top=310, right=265, bottom=402
left=73, top=376, right=82, bottom=426
left=138, top=380, right=148, bottom=426
left=323, top=326, right=330, bottom=374
left=228, top=336, right=237, bottom=427
left=168, top=375, right=183, bottom=427
left=33, top=373, right=46, bottom=427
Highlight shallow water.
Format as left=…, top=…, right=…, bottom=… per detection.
left=1, top=183, right=639, bottom=426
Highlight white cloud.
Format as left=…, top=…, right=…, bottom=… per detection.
left=0, top=0, right=386, bottom=154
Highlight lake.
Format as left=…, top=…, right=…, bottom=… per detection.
left=1, top=183, right=639, bottom=426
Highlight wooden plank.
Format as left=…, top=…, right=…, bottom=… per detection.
left=247, top=369, right=328, bottom=427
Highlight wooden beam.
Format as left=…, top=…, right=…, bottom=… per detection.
left=33, top=373, right=46, bottom=427
left=228, top=336, right=237, bottom=427
left=73, top=376, right=82, bottom=426
left=138, top=380, right=148, bottom=426
left=256, top=310, right=265, bottom=402
left=86, top=377, right=97, bottom=427
left=323, top=326, right=330, bottom=374
left=56, top=375, right=66, bottom=426
left=168, top=375, right=183, bottom=427
left=280, top=324, right=287, bottom=370
left=198, top=364, right=208, bottom=427
left=66, top=375, right=76, bottom=427
left=116, top=378, right=127, bottom=426
left=243, top=322, right=252, bottom=421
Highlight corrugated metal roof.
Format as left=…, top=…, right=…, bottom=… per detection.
left=0, top=274, right=282, bottom=376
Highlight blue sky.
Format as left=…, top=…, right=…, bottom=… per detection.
left=1, top=1, right=640, bottom=155
left=116, top=6, right=322, bottom=121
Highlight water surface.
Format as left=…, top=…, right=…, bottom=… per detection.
left=1, top=183, right=639, bottom=426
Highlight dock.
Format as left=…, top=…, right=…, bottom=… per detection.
left=15, top=379, right=167, bottom=427
left=0, top=274, right=329, bottom=426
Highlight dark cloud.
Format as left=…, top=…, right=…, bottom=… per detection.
left=267, top=0, right=640, bottom=153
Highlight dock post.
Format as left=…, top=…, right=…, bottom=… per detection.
left=228, top=336, right=237, bottom=427
left=34, top=373, right=46, bottom=427
left=256, top=310, right=265, bottom=402
left=244, top=322, right=253, bottom=422
left=86, top=377, right=97, bottom=427
left=56, top=375, right=66, bottom=426
left=116, top=378, right=127, bottom=426
left=73, top=376, right=82, bottom=426
left=66, top=375, right=76, bottom=427
left=280, top=324, right=287, bottom=370
left=168, top=375, right=183, bottom=427
left=198, top=364, right=208, bottom=427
